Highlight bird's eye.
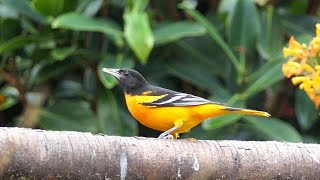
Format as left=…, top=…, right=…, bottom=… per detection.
left=124, top=72, right=130, bottom=77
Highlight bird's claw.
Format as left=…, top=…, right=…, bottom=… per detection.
left=158, top=133, right=174, bottom=139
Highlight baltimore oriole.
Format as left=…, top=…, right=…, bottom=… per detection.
left=102, top=68, right=270, bottom=139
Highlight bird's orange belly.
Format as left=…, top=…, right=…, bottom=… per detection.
left=125, top=94, right=223, bottom=133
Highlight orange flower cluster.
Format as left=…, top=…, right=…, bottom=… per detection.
left=282, top=24, right=320, bottom=108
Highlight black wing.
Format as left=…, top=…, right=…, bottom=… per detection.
left=141, top=86, right=219, bottom=107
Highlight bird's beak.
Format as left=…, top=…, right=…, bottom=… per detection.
left=102, top=68, right=121, bottom=79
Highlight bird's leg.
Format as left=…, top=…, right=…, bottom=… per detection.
left=158, top=127, right=177, bottom=139
left=158, top=120, right=183, bottom=139
left=162, top=134, right=174, bottom=139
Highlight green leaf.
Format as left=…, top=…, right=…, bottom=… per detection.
left=0, top=35, right=39, bottom=54
left=129, top=0, right=148, bottom=13
left=50, top=46, right=76, bottom=61
left=0, top=19, right=21, bottom=42
left=97, top=89, right=120, bottom=134
left=0, top=4, right=18, bottom=19
left=281, top=15, right=319, bottom=37
left=228, top=0, right=260, bottom=55
left=39, top=100, right=97, bottom=132
left=124, top=8, right=154, bottom=64
left=98, top=55, right=135, bottom=89
left=257, top=7, right=284, bottom=60
left=83, top=67, right=96, bottom=95
left=78, top=0, right=103, bottom=16
left=295, top=90, right=318, bottom=131
left=202, top=98, right=245, bottom=130
left=288, top=0, right=308, bottom=15
left=203, top=114, right=242, bottom=130
left=154, top=21, right=206, bottom=45
left=119, top=108, right=138, bottom=136
left=174, top=39, right=228, bottom=77
left=33, top=60, right=77, bottom=84
left=179, top=3, right=242, bottom=76
left=218, top=0, right=237, bottom=18
left=0, top=86, right=19, bottom=111
left=52, top=12, right=123, bottom=47
left=33, top=0, right=78, bottom=17
left=53, top=80, right=91, bottom=100
left=0, top=0, right=47, bottom=23
left=166, top=57, right=227, bottom=97
left=97, top=88, right=138, bottom=136
left=245, top=116, right=302, bottom=142
left=243, top=58, right=286, bottom=99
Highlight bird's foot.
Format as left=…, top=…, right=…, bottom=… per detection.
left=157, top=133, right=174, bottom=139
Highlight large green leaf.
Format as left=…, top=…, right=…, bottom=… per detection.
left=50, top=46, right=76, bottom=61
left=295, top=90, right=318, bottom=131
left=119, top=108, right=138, bottom=136
left=203, top=114, right=242, bottom=130
left=39, top=100, right=97, bottom=132
left=228, top=0, right=260, bottom=56
left=281, top=15, right=319, bottom=37
left=218, top=0, right=237, bottom=19
left=288, top=0, right=308, bottom=15
left=167, top=58, right=227, bottom=97
left=245, top=116, right=302, bottom=142
left=0, top=19, right=20, bottom=42
left=0, top=0, right=47, bottom=23
left=154, top=21, right=206, bottom=45
left=33, top=0, right=77, bottom=17
left=76, top=0, right=103, bottom=16
left=257, top=7, right=284, bottom=60
left=174, top=39, right=228, bottom=78
left=98, top=55, right=135, bottom=89
left=52, top=12, right=123, bottom=47
left=124, top=0, right=154, bottom=64
left=179, top=3, right=242, bottom=76
left=0, top=35, right=40, bottom=54
left=97, top=89, right=120, bottom=134
left=53, top=80, right=91, bottom=100
left=0, top=4, right=18, bottom=19
left=243, top=58, right=286, bottom=99
left=97, top=89, right=137, bottom=136
left=202, top=97, right=245, bottom=130
left=83, top=67, right=96, bottom=96
left=33, top=60, right=77, bottom=84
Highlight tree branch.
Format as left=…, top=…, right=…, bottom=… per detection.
left=0, top=127, right=319, bottom=179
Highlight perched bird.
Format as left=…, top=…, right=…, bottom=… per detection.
left=102, top=68, right=270, bottom=139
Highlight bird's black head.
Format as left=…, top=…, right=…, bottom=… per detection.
left=102, top=68, right=150, bottom=95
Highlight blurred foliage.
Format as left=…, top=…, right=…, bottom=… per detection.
left=0, top=0, right=319, bottom=142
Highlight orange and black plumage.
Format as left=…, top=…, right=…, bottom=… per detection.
left=102, top=68, right=270, bottom=139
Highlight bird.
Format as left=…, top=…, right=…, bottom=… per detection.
left=102, top=68, right=270, bottom=139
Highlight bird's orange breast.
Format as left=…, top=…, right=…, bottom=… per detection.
left=124, top=94, right=225, bottom=133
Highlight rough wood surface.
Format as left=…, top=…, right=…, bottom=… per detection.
left=0, top=127, right=319, bottom=179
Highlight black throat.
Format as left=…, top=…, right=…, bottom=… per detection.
left=117, top=71, right=150, bottom=95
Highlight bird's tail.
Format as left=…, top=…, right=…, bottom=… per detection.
left=223, top=107, right=271, bottom=117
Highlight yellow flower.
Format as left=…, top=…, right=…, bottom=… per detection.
left=309, top=36, right=320, bottom=57
left=309, top=24, right=320, bottom=57
left=291, top=71, right=320, bottom=108
left=291, top=76, right=308, bottom=85
left=282, top=60, right=301, bottom=78
left=316, top=23, right=320, bottom=37
left=311, top=71, right=320, bottom=92
left=282, top=23, right=320, bottom=108
left=283, top=37, right=304, bottom=58
left=300, top=63, right=315, bottom=74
